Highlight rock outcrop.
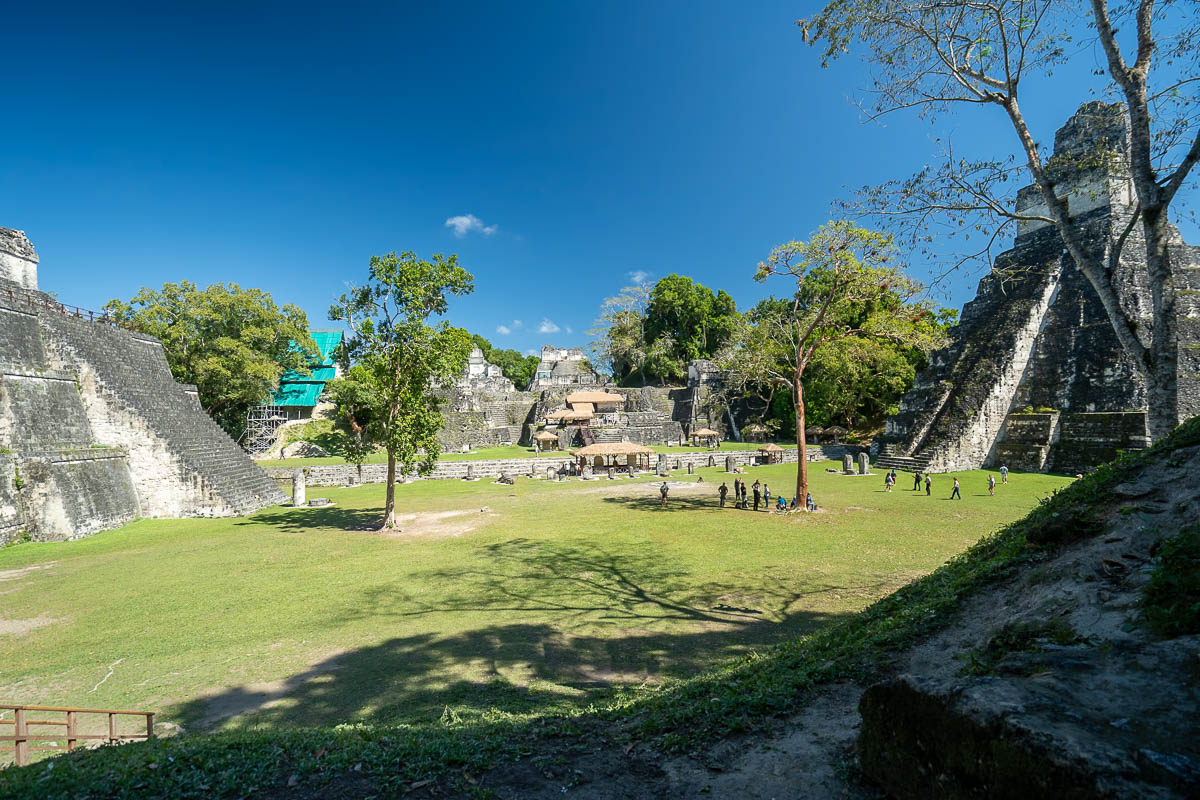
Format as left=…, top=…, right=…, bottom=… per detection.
left=859, top=425, right=1200, bottom=798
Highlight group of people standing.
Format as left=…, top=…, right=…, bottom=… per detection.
left=718, top=479, right=815, bottom=512
left=883, top=465, right=1010, bottom=499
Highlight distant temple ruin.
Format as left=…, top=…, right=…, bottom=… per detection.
left=0, top=227, right=285, bottom=543
left=878, top=103, right=1200, bottom=474
left=437, top=342, right=733, bottom=452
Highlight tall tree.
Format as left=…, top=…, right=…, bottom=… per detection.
left=800, top=0, right=1200, bottom=439
left=718, top=222, right=946, bottom=502
left=328, top=251, right=474, bottom=529
left=589, top=283, right=653, bottom=384
left=104, top=281, right=317, bottom=438
left=645, top=274, right=739, bottom=379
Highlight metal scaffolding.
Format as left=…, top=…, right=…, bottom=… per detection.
left=244, top=405, right=288, bottom=456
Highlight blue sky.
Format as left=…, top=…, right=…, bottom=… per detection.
left=2, top=1, right=1194, bottom=356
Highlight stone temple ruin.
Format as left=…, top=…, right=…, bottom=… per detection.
left=878, top=103, right=1200, bottom=475
left=0, top=228, right=285, bottom=544
left=439, top=344, right=733, bottom=452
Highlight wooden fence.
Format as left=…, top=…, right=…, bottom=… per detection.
left=0, top=704, right=154, bottom=766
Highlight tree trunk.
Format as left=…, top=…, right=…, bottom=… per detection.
left=1142, top=207, right=1180, bottom=440
left=384, top=449, right=397, bottom=529
left=795, top=376, right=808, bottom=506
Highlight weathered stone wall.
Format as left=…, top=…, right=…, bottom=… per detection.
left=16, top=450, right=141, bottom=542
left=263, top=446, right=847, bottom=487
left=0, top=228, right=38, bottom=291
left=0, top=290, right=141, bottom=542
left=0, top=455, right=22, bottom=545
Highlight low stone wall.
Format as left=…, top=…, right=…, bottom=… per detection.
left=264, top=445, right=854, bottom=487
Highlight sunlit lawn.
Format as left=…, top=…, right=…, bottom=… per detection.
left=0, top=461, right=1071, bottom=737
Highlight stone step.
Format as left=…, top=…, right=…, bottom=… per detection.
left=875, top=454, right=935, bottom=472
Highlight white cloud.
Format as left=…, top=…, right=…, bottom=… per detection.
left=496, top=324, right=512, bottom=335
left=537, top=318, right=560, bottom=334
left=444, top=214, right=498, bottom=238
left=565, top=326, right=573, bottom=334
left=511, top=319, right=523, bottom=329
left=628, top=270, right=651, bottom=284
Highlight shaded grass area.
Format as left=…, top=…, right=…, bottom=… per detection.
left=0, top=436, right=1145, bottom=798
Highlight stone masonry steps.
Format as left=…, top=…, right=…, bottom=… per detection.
left=875, top=453, right=936, bottom=473
left=38, top=312, right=285, bottom=513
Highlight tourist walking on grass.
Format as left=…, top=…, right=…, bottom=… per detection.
left=763, top=483, right=771, bottom=508
left=752, top=480, right=761, bottom=512
left=924, top=474, right=931, bottom=496
left=885, top=473, right=894, bottom=493
left=913, top=472, right=922, bottom=491
left=1000, top=464, right=1009, bottom=484
left=950, top=477, right=961, bottom=500
left=719, top=482, right=728, bottom=508
left=660, top=481, right=669, bottom=506
left=988, top=474, right=996, bottom=496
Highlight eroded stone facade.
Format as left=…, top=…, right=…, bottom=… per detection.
left=0, top=228, right=284, bottom=543
left=879, top=103, right=1200, bottom=474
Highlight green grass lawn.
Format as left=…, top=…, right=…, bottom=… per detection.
left=258, top=440, right=799, bottom=467
left=0, top=462, right=1071, bottom=741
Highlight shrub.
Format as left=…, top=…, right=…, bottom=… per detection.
left=1144, top=524, right=1200, bottom=636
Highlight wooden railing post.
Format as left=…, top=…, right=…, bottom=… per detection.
left=14, top=707, right=28, bottom=767
left=145, top=713, right=154, bottom=740
left=67, top=711, right=77, bottom=752
left=108, top=712, right=116, bottom=745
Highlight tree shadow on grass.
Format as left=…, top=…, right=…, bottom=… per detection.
left=241, top=507, right=384, bottom=532
left=171, top=538, right=889, bottom=732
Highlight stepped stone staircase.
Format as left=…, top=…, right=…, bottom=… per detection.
left=873, top=443, right=935, bottom=474
left=39, top=311, right=285, bottom=517
left=483, top=401, right=509, bottom=427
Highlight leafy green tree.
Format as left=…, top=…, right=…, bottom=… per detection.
left=327, top=251, right=474, bottom=529
left=717, top=222, right=946, bottom=502
left=645, top=274, right=738, bottom=380
left=591, top=277, right=739, bottom=385
left=104, top=281, right=317, bottom=438
left=589, top=284, right=652, bottom=384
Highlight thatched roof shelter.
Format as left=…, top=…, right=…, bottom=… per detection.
left=824, top=425, right=848, bottom=435
left=566, top=391, right=625, bottom=405
left=691, top=427, right=719, bottom=438
left=533, top=430, right=560, bottom=451
left=545, top=408, right=593, bottom=422
left=571, top=441, right=656, bottom=469
left=758, top=441, right=785, bottom=463
left=571, top=442, right=655, bottom=457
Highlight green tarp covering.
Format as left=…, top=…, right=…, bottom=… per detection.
left=270, top=331, right=342, bottom=407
